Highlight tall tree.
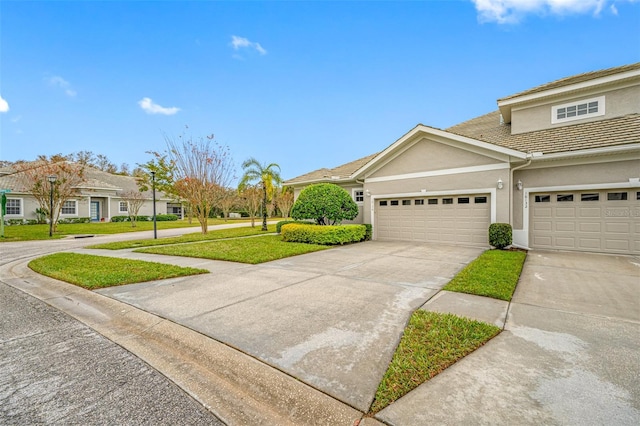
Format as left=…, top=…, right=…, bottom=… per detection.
left=120, top=190, right=146, bottom=227
left=15, top=159, right=85, bottom=233
left=275, top=186, right=294, bottom=218
left=239, top=158, right=282, bottom=231
left=164, top=132, right=235, bottom=234
left=219, top=188, right=239, bottom=222
left=239, top=185, right=262, bottom=228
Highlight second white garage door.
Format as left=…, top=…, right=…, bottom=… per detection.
left=375, top=194, right=490, bottom=247
left=530, top=189, right=640, bottom=255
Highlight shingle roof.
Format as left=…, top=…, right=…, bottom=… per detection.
left=285, top=153, right=379, bottom=185
left=447, top=111, right=640, bottom=154
left=0, top=163, right=166, bottom=198
left=498, top=63, right=640, bottom=102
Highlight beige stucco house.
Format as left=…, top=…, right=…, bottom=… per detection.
left=285, top=63, right=640, bottom=255
left=0, top=165, right=180, bottom=223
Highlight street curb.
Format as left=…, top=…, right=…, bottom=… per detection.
left=2, top=259, right=364, bottom=425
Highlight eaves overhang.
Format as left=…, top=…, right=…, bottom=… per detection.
left=530, top=143, right=640, bottom=162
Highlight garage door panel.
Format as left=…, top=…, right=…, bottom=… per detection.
left=555, top=237, right=576, bottom=249
left=375, top=194, right=490, bottom=247
left=605, top=239, right=629, bottom=251
left=556, top=207, right=576, bottom=218
left=555, top=222, right=575, bottom=232
left=579, top=207, right=601, bottom=217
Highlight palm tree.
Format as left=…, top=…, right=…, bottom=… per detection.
left=239, top=158, right=282, bottom=231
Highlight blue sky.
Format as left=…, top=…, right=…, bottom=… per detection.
left=1, top=0, right=639, bottom=181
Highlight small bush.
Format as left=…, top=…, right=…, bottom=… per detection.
left=276, top=220, right=313, bottom=233
left=58, top=217, right=91, bottom=224
left=290, top=183, right=359, bottom=225
left=489, top=223, right=512, bottom=249
left=281, top=223, right=366, bottom=245
left=155, top=214, right=178, bottom=221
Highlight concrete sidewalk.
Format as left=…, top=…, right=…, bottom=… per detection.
left=3, top=237, right=639, bottom=425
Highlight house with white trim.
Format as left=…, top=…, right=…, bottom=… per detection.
left=285, top=63, right=640, bottom=255
left=0, top=165, right=180, bottom=223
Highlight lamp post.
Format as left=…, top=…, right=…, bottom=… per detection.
left=151, top=171, right=157, bottom=239
left=47, top=175, right=57, bottom=237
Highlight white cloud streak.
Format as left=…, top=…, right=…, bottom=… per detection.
left=230, top=35, right=267, bottom=56
left=46, top=75, right=77, bottom=97
left=0, top=95, right=9, bottom=113
left=138, top=97, right=180, bottom=115
left=471, top=0, right=636, bottom=24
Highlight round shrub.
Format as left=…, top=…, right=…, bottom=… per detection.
left=290, top=183, right=358, bottom=225
left=489, top=223, right=512, bottom=249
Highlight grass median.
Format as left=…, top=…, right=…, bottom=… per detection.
left=443, top=249, right=527, bottom=301
left=29, top=253, right=208, bottom=289
left=370, top=311, right=500, bottom=413
left=135, top=234, right=330, bottom=264
left=88, top=225, right=276, bottom=250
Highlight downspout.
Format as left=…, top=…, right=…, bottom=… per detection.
left=509, top=155, right=533, bottom=226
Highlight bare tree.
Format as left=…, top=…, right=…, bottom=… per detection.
left=219, top=188, right=239, bottom=222
left=275, top=186, right=294, bottom=218
left=239, top=185, right=262, bottom=228
left=120, top=190, right=146, bottom=227
left=15, top=160, right=85, bottom=232
left=165, top=132, right=235, bottom=234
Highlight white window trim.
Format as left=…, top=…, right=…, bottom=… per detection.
left=119, top=201, right=128, bottom=213
left=5, top=198, right=23, bottom=217
left=60, top=200, right=78, bottom=216
left=551, top=95, right=605, bottom=124
left=352, top=188, right=365, bottom=204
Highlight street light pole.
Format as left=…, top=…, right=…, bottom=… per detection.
left=47, top=175, right=57, bottom=237
left=151, top=171, right=157, bottom=239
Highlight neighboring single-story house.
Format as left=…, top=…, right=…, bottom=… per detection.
left=0, top=164, right=181, bottom=222
left=285, top=63, right=640, bottom=255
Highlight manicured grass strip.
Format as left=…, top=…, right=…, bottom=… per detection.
left=370, top=311, right=500, bottom=413
left=443, top=249, right=527, bottom=301
left=0, top=218, right=261, bottom=242
left=88, top=225, right=276, bottom=250
left=136, top=235, right=329, bottom=264
left=28, top=253, right=208, bottom=289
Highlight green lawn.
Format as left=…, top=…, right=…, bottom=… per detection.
left=370, top=311, right=500, bottom=413
left=88, top=225, right=276, bottom=250
left=136, top=235, right=330, bottom=264
left=0, top=218, right=261, bottom=242
left=28, top=253, right=208, bottom=289
left=443, top=249, right=527, bottom=301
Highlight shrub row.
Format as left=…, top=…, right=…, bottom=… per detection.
left=281, top=223, right=366, bottom=245
left=275, top=220, right=313, bottom=233
left=110, top=214, right=178, bottom=222
left=4, top=217, right=91, bottom=226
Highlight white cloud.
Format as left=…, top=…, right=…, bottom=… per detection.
left=138, top=97, right=180, bottom=115
left=0, top=95, right=8, bottom=113
left=471, top=0, right=635, bottom=24
left=230, top=35, right=267, bottom=57
left=46, top=75, right=77, bottom=97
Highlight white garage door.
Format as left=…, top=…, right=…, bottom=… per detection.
left=375, top=194, right=490, bottom=247
left=531, top=189, right=640, bottom=255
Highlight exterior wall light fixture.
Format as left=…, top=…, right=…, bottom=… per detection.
left=497, top=179, right=504, bottom=190
left=516, top=180, right=523, bottom=191
left=365, top=189, right=371, bottom=197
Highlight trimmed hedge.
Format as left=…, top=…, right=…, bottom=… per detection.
left=276, top=220, right=313, bottom=233
left=489, top=223, right=512, bottom=249
left=281, top=223, right=366, bottom=245
left=58, top=217, right=91, bottom=224
left=362, top=224, right=373, bottom=241
left=110, top=214, right=178, bottom=223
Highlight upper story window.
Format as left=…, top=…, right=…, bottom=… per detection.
left=552, top=96, right=605, bottom=124
left=61, top=200, right=77, bottom=215
left=353, top=189, right=364, bottom=203
left=6, top=198, right=22, bottom=215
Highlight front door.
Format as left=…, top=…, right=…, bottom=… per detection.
left=90, top=201, right=100, bottom=221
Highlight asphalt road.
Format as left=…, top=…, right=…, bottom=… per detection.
left=0, top=229, right=225, bottom=425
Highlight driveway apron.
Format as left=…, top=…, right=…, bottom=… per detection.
left=95, top=241, right=483, bottom=411
left=378, top=250, right=640, bottom=425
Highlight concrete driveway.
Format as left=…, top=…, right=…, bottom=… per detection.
left=378, top=250, right=640, bottom=425
left=92, top=241, right=484, bottom=412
